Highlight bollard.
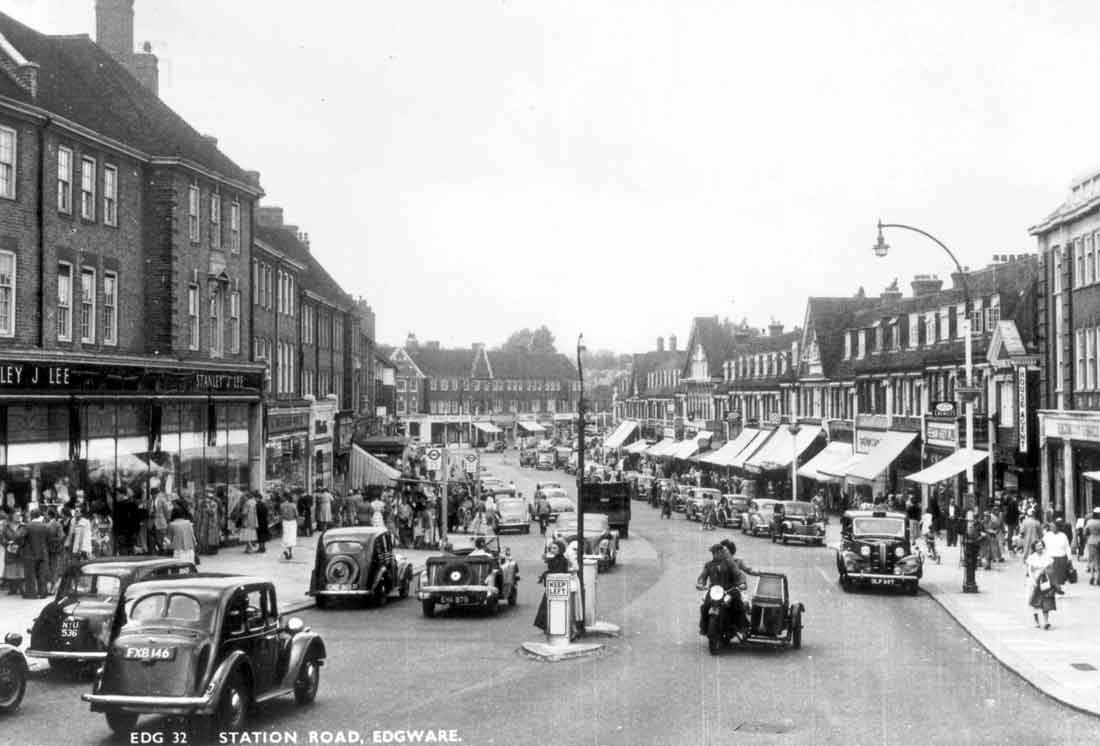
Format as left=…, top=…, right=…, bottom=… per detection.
left=544, top=573, right=573, bottom=646
left=962, top=536, right=980, bottom=593
left=582, top=556, right=599, bottom=627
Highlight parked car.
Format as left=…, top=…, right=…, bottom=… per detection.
left=684, top=487, right=722, bottom=522
left=0, top=632, right=28, bottom=714
left=536, top=449, right=556, bottom=470
left=535, top=480, right=564, bottom=496
left=543, top=490, right=575, bottom=522
left=308, top=527, right=415, bottom=608
left=771, top=501, right=826, bottom=545
left=721, top=495, right=749, bottom=528
left=519, top=449, right=537, bottom=467
left=27, top=557, right=197, bottom=674
left=742, top=498, right=780, bottom=537
left=836, top=510, right=922, bottom=594
left=419, top=535, right=520, bottom=616
left=548, top=514, right=619, bottom=571
left=485, top=440, right=506, bottom=453
left=83, top=574, right=326, bottom=735
left=495, top=498, right=531, bottom=534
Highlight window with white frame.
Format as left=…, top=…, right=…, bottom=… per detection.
left=230, top=201, right=241, bottom=252
left=210, top=191, right=221, bottom=249
left=209, top=287, right=222, bottom=356
left=103, top=271, right=117, bottom=345
left=188, top=185, right=200, bottom=242
left=0, top=251, right=14, bottom=336
left=57, top=147, right=72, bottom=213
left=1076, top=328, right=1086, bottom=390
left=188, top=285, right=199, bottom=350
left=230, top=290, right=241, bottom=353
left=57, top=263, right=73, bottom=340
left=984, top=302, right=1000, bottom=332
left=970, top=298, right=984, bottom=335
left=856, top=329, right=865, bottom=359
left=103, top=164, right=118, bottom=226
left=265, top=265, right=273, bottom=309
left=1089, top=328, right=1097, bottom=390
left=251, top=260, right=259, bottom=305
left=80, top=157, right=95, bottom=220
left=1053, top=247, right=1063, bottom=294
left=1088, top=235, right=1096, bottom=286
left=1077, top=238, right=1086, bottom=288
left=0, top=126, right=16, bottom=199
left=908, top=313, right=919, bottom=349
left=80, top=267, right=95, bottom=342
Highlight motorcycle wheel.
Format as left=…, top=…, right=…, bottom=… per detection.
left=706, top=616, right=723, bottom=656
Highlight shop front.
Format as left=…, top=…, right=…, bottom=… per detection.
left=334, top=411, right=355, bottom=493
left=0, top=357, right=263, bottom=516
left=1037, top=410, right=1100, bottom=528
left=264, top=405, right=310, bottom=495
left=309, top=395, right=338, bottom=489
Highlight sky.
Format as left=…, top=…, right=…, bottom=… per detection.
left=3, top=0, right=1096, bottom=355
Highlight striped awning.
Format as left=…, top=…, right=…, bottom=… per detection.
left=350, top=444, right=401, bottom=487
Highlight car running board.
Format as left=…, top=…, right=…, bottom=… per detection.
left=254, top=688, right=295, bottom=704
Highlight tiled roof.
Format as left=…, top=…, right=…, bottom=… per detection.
left=301, top=252, right=353, bottom=311
left=487, top=351, right=576, bottom=380
left=410, top=348, right=476, bottom=379
left=683, top=316, right=737, bottom=378
left=804, top=296, right=880, bottom=377
left=0, top=12, right=251, bottom=183
left=628, top=350, right=686, bottom=396
left=254, top=225, right=312, bottom=266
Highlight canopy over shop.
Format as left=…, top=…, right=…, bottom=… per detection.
left=744, top=425, right=822, bottom=473
left=349, top=444, right=402, bottom=487
left=603, top=420, right=640, bottom=450
left=905, top=448, right=989, bottom=486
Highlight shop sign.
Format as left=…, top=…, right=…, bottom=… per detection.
left=425, top=448, right=443, bottom=468
left=1017, top=371, right=1028, bottom=453
left=0, top=361, right=263, bottom=394
left=926, top=421, right=958, bottom=448
left=464, top=453, right=479, bottom=473
left=826, top=419, right=854, bottom=442
left=931, top=401, right=957, bottom=418
left=662, top=426, right=675, bottom=438
left=268, top=411, right=309, bottom=435
left=1043, top=415, right=1100, bottom=443
left=335, top=414, right=354, bottom=453
left=856, top=413, right=890, bottom=431
left=855, top=431, right=886, bottom=454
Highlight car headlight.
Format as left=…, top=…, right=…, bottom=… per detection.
left=783, top=521, right=792, bottom=530
left=708, top=585, right=725, bottom=602
left=860, top=545, right=871, bottom=557
left=894, top=547, right=905, bottom=558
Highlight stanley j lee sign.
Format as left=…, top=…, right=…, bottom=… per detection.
left=0, top=361, right=263, bottom=394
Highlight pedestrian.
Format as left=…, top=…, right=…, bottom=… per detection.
left=19, top=508, right=52, bottom=599
left=279, top=496, right=300, bottom=560
left=1019, top=509, right=1043, bottom=562
left=1085, top=507, right=1100, bottom=585
left=298, top=489, right=314, bottom=537
left=66, top=505, right=93, bottom=566
left=167, top=508, right=197, bottom=565
left=255, top=494, right=271, bottom=554
left=240, top=492, right=258, bottom=553
left=1043, top=522, right=1071, bottom=594
left=989, top=508, right=1004, bottom=564
left=197, top=490, right=222, bottom=555
left=151, top=488, right=171, bottom=556
left=45, top=508, right=64, bottom=594
left=1074, top=514, right=1087, bottom=561
left=112, top=489, right=140, bottom=557
left=533, top=540, right=570, bottom=633
left=2, top=508, right=24, bottom=595
left=91, top=508, right=114, bottom=558
left=315, top=487, right=333, bottom=533
left=536, top=494, right=551, bottom=536
left=369, top=492, right=385, bottom=529
left=945, top=499, right=958, bottom=547
left=660, top=489, right=672, bottom=519
left=397, top=498, right=413, bottom=548
left=1026, top=540, right=1056, bottom=629
left=1003, top=496, right=1020, bottom=555
left=906, top=496, right=922, bottom=543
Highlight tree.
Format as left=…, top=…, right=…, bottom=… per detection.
left=502, top=325, right=557, bottom=354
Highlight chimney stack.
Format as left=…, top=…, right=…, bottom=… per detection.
left=910, top=274, right=944, bottom=298
left=96, top=0, right=134, bottom=69
left=669, top=334, right=678, bottom=352
left=405, top=333, right=419, bottom=351
left=656, top=336, right=665, bottom=352
left=768, top=321, right=784, bottom=337
left=132, top=41, right=158, bottom=95
left=244, top=170, right=262, bottom=190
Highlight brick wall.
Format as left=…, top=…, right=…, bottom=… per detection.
left=0, top=113, right=40, bottom=346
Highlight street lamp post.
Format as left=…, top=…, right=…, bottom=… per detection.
left=575, top=334, right=587, bottom=630
left=789, top=422, right=802, bottom=501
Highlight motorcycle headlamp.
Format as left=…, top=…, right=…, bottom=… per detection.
left=708, top=585, right=725, bottom=602
left=860, top=545, right=871, bottom=557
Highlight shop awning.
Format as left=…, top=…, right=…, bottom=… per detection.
left=604, top=420, right=639, bottom=449
left=745, top=426, right=822, bottom=472
left=797, top=441, right=855, bottom=482
left=845, top=431, right=918, bottom=484
left=624, top=439, right=652, bottom=455
left=554, top=413, right=575, bottom=422
left=473, top=421, right=503, bottom=434
left=646, top=439, right=677, bottom=457
left=904, top=448, right=989, bottom=486
left=350, top=444, right=401, bottom=487
left=701, top=428, right=760, bottom=467
left=518, top=421, right=545, bottom=433
left=1084, top=471, right=1100, bottom=482
left=727, top=429, right=772, bottom=469
left=820, top=452, right=865, bottom=480
left=671, top=439, right=701, bottom=460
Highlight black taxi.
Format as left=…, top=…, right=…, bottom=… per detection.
left=83, top=574, right=326, bottom=736
left=835, top=510, right=922, bottom=594
left=307, top=526, right=415, bottom=608
left=27, top=556, right=197, bottom=674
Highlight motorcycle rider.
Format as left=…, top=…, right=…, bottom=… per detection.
left=696, top=543, right=746, bottom=640
left=721, top=539, right=759, bottom=638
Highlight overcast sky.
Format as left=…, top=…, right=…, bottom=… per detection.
left=5, top=0, right=1094, bottom=354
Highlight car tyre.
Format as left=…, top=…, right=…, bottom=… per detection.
left=523, top=526, right=530, bottom=535
left=488, top=593, right=501, bottom=616
left=399, top=571, right=411, bottom=599
left=782, top=535, right=789, bottom=545
left=906, top=582, right=920, bottom=596
left=422, top=599, right=435, bottom=618
left=620, top=527, right=628, bottom=539
left=770, top=532, right=777, bottom=544
left=105, top=711, right=138, bottom=735
left=215, top=673, right=249, bottom=734
left=0, top=658, right=27, bottom=713
left=315, top=594, right=330, bottom=610
left=792, top=625, right=802, bottom=650
left=838, top=574, right=852, bottom=592
left=293, top=656, right=321, bottom=706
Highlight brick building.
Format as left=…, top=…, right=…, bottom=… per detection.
left=617, top=335, right=687, bottom=441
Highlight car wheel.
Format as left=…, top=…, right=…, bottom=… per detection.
left=838, top=574, right=852, bottom=593
left=792, top=625, right=802, bottom=650
left=488, top=592, right=501, bottom=616
left=523, top=525, right=530, bottom=534
left=0, top=657, right=27, bottom=713
left=782, top=536, right=789, bottom=545
left=315, top=594, right=330, bottom=610
left=508, top=583, right=518, bottom=607
left=105, top=711, right=138, bottom=735
left=620, top=527, right=628, bottom=539
left=399, top=572, right=411, bottom=599
left=293, top=656, right=321, bottom=706
left=906, top=582, right=920, bottom=596
left=422, top=599, right=436, bottom=618
left=770, top=532, right=777, bottom=544
left=215, top=674, right=249, bottom=734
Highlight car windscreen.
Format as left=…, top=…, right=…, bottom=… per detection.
left=325, top=541, right=365, bottom=555
left=497, top=500, right=526, bottom=516
left=62, top=572, right=123, bottom=601
left=120, top=592, right=215, bottom=633
left=549, top=499, right=575, bottom=511
left=852, top=518, right=906, bottom=538
left=784, top=503, right=814, bottom=517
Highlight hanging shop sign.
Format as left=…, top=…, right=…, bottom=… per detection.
left=335, top=413, right=354, bottom=454
left=925, top=420, right=959, bottom=449
left=1017, top=371, right=1028, bottom=453
left=931, top=401, right=957, bottom=418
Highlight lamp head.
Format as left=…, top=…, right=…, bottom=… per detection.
left=873, top=221, right=890, bottom=258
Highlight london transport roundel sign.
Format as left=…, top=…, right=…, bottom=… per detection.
left=427, top=448, right=442, bottom=462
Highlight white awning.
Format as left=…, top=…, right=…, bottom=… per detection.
left=518, top=421, right=545, bottom=433
left=624, top=439, right=652, bottom=454
left=646, top=439, right=678, bottom=457
left=671, top=439, right=701, bottom=460
left=745, top=426, right=822, bottom=472
left=604, top=420, right=639, bottom=449
left=473, top=422, right=502, bottom=434
left=1084, top=471, right=1100, bottom=482
left=820, top=452, right=865, bottom=479
left=728, top=429, right=772, bottom=469
left=702, top=428, right=759, bottom=466
left=350, top=444, right=401, bottom=487
left=797, top=441, right=854, bottom=482
left=904, top=448, right=989, bottom=485
left=845, top=431, right=918, bottom=484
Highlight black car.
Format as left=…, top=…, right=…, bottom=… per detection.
left=27, top=556, right=197, bottom=673
left=308, top=527, right=415, bottom=609
left=418, top=535, right=520, bottom=617
left=835, top=510, right=922, bottom=594
left=0, top=632, right=28, bottom=714
left=83, top=574, right=326, bottom=736
left=771, top=501, right=826, bottom=545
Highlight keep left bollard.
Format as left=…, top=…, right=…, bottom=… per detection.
left=544, top=573, right=572, bottom=646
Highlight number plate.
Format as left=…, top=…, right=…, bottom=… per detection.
left=326, top=583, right=353, bottom=591
left=60, top=619, right=81, bottom=638
left=870, top=578, right=899, bottom=586
left=439, top=594, right=470, bottom=605
left=123, top=646, right=176, bottom=661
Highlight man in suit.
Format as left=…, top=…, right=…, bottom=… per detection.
left=19, top=509, right=51, bottom=598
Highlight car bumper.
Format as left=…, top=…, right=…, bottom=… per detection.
left=83, top=692, right=215, bottom=716
left=310, top=589, right=371, bottom=596
left=27, top=649, right=106, bottom=661
left=781, top=530, right=825, bottom=542
left=496, top=520, right=528, bottom=531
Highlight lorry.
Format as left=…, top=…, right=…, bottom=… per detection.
left=579, top=481, right=632, bottom=539
left=536, top=448, right=556, bottom=470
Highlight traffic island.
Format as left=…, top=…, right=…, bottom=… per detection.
left=520, top=639, right=606, bottom=662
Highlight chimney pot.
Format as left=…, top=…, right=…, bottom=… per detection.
left=14, top=62, right=39, bottom=100
left=669, top=334, right=678, bottom=352
left=910, top=274, right=944, bottom=297
left=656, top=336, right=665, bottom=352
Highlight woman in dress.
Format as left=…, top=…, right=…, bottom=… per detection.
left=1, top=507, right=24, bottom=595
left=167, top=508, right=197, bottom=565
left=1026, top=539, right=1056, bottom=629
left=240, top=493, right=258, bottom=553
left=533, top=541, right=570, bottom=632
left=314, top=488, right=333, bottom=533
left=279, top=496, right=299, bottom=560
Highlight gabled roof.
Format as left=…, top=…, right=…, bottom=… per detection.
left=410, top=347, right=476, bottom=379
left=802, top=297, right=881, bottom=378
left=301, top=252, right=353, bottom=311
left=628, top=350, right=686, bottom=396
left=254, top=225, right=311, bottom=268
left=487, top=351, right=576, bottom=380
left=0, top=12, right=252, bottom=185
left=682, top=316, right=737, bottom=379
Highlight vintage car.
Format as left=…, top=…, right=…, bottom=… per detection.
left=495, top=497, right=531, bottom=534
left=742, top=498, right=780, bottom=537
left=771, top=501, right=826, bottom=545
left=544, top=490, right=575, bottom=522
left=536, top=448, right=556, bottom=470
left=548, top=513, right=619, bottom=571
left=684, top=487, right=722, bottom=522
left=27, top=557, right=197, bottom=673
left=83, top=574, right=326, bottom=735
left=308, top=527, right=414, bottom=608
left=418, top=535, right=520, bottom=617
left=721, top=494, right=749, bottom=528
left=535, top=480, right=564, bottom=496
left=0, top=632, right=28, bottom=714
left=480, top=476, right=505, bottom=491
left=835, top=510, right=922, bottom=594
left=519, top=449, right=537, bottom=467
left=485, top=440, right=506, bottom=453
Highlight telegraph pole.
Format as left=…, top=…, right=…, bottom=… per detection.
left=576, top=334, right=586, bottom=629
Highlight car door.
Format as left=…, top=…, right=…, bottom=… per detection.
left=269, top=587, right=293, bottom=684
left=221, top=587, right=279, bottom=695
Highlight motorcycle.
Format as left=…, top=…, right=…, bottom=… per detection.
left=699, top=573, right=806, bottom=655
left=698, top=582, right=747, bottom=655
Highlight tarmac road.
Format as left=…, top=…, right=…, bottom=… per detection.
left=7, top=452, right=1097, bottom=746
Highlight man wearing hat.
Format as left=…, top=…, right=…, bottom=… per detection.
left=1084, top=507, right=1100, bottom=585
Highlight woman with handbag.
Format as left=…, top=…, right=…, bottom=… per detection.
left=1026, top=539, right=1057, bottom=629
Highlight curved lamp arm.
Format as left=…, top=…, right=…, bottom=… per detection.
left=876, top=220, right=969, bottom=305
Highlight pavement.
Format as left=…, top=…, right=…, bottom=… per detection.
left=1, top=531, right=435, bottom=672
left=826, top=520, right=1100, bottom=717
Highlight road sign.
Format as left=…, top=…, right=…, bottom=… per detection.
left=463, top=453, right=479, bottom=473
left=546, top=575, right=570, bottom=599
left=425, top=448, right=442, bottom=467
